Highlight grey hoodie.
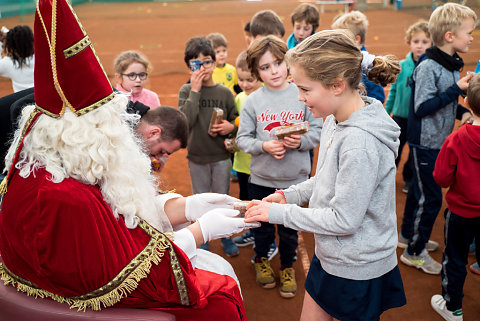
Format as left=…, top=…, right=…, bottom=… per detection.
left=269, top=97, right=400, bottom=280
left=236, top=83, right=323, bottom=188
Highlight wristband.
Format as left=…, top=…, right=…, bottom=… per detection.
left=275, top=190, right=285, bottom=199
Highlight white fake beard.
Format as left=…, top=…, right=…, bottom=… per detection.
left=5, top=95, right=171, bottom=232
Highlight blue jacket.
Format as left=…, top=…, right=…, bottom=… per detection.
left=407, top=54, right=470, bottom=150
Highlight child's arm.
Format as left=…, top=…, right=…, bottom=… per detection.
left=178, top=84, right=200, bottom=128
left=414, top=66, right=473, bottom=118
left=433, top=135, right=457, bottom=188
left=262, top=176, right=316, bottom=206
left=246, top=148, right=378, bottom=236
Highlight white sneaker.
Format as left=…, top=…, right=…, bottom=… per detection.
left=431, top=294, right=463, bottom=321
left=400, top=249, right=442, bottom=274
left=397, top=234, right=439, bottom=252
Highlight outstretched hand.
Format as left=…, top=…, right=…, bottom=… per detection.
left=244, top=200, right=271, bottom=223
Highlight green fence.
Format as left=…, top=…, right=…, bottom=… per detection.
left=0, top=0, right=187, bottom=19
left=0, top=0, right=91, bottom=18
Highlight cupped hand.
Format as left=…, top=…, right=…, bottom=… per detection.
left=282, top=134, right=302, bottom=149
left=210, top=120, right=234, bottom=136
left=262, top=140, right=286, bottom=159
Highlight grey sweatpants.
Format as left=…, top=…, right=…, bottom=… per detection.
left=188, top=158, right=231, bottom=195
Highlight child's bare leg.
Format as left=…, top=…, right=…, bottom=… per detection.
left=300, top=291, right=333, bottom=321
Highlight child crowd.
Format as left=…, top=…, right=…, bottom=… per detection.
left=174, top=3, right=479, bottom=321
left=1, top=2, right=478, bottom=321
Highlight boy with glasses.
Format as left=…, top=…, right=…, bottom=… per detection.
left=179, top=36, right=239, bottom=257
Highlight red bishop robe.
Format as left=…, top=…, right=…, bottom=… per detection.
left=0, top=168, right=246, bottom=320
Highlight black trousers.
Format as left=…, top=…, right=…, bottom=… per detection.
left=401, top=146, right=442, bottom=255
left=237, top=172, right=250, bottom=201
left=248, top=182, right=298, bottom=268
left=441, top=209, right=480, bottom=311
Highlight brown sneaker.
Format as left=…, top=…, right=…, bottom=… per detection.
left=254, top=257, right=276, bottom=289
left=279, top=267, right=296, bottom=298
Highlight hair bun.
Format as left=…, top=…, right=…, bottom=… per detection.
left=366, top=55, right=400, bottom=87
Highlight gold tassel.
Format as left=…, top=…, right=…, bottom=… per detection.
left=0, top=176, right=7, bottom=197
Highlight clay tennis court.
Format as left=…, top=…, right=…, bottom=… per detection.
left=0, top=1, right=479, bottom=320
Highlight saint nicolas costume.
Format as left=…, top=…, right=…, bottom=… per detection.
left=0, top=1, right=246, bottom=320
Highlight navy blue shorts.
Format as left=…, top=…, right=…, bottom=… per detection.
left=305, top=255, right=406, bottom=321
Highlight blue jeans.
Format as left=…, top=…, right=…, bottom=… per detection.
left=401, top=146, right=442, bottom=255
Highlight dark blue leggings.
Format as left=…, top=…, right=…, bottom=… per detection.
left=248, top=182, right=298, bottom=268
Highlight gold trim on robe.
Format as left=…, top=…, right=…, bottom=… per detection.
left=0, top=218, right=189, bottom=311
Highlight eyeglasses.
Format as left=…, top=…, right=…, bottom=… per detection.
left=189, top=59, right=215, bottom=71
left=121, top=72, right=148, bottom=81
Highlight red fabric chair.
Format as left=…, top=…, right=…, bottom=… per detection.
left=0, top=280, right=176, bottom=321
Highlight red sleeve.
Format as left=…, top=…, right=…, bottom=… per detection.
left=433, top=134, right=458, bottom=188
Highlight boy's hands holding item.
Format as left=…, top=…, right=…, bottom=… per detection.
left=262, top=140, right=286, bottom=159
left=244, top=200, right=271, bottom=223
left=210, top=120, right=234, bottom=136
left=282, top=134, right=302, bottom=149
left=185, top=193, right=239, bottom=221
left=198, top=208, right=260, bottom=243
left=457, top=72, right=475, bottom=91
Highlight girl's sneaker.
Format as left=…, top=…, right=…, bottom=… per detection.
left=470, top=262, right=480, bottom=275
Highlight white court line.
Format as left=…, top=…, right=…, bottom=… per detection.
left=297, top=231, right=310, bottom=278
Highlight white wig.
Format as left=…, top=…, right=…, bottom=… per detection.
left=5, top=94, right=172, bottom=232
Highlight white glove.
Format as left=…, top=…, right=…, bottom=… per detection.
left=197, top=208, right=260, bottom=243
left=185, top=193, right=239, bottom=222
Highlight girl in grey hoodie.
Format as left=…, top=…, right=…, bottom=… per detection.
left=245, top=30, right=406, bottom=321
